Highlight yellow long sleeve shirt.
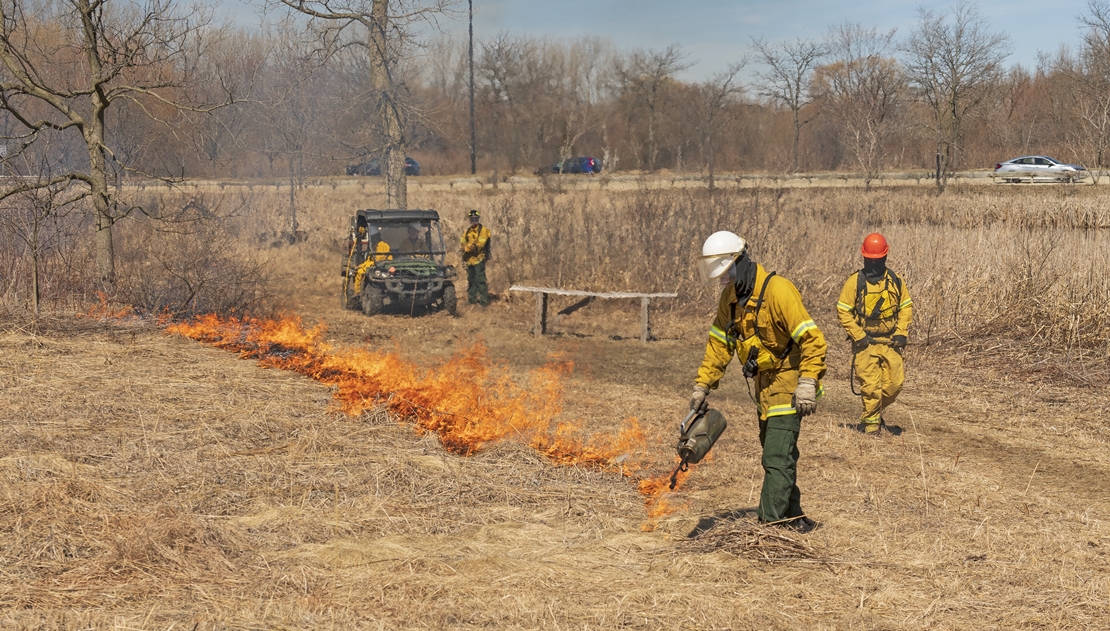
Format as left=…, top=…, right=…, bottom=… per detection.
left=460, top=224, right=491, bottom=266
left=695, top=264, right=827, bottom=420
left=352, top=241, right=393, bottom=293
left=836, top=270, right=913, bottom=342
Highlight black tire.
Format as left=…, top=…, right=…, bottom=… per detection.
left=442, top=283, right=458, bottom=316
left=361, top=285, right=384, bottom=316
left=342, top=278, right=358, bottom=310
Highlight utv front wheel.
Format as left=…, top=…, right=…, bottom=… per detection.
left=442, top=284, right=458, bottom=316
left=342, top=279, right=358, bottom=310
left=361, top=286, right=384, bottom=316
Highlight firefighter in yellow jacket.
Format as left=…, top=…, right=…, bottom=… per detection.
left=836, top=233, right=913, bottom=434
left=460, top=209, right=491, bottom=307
left=352, top=226, right=393, bottom=295
left=690, top=231, right=827, bottom=532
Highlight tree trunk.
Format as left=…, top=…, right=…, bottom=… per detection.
left=288, top=156, right=298, bottom=235
left=647, top=89, right=657, bottom=171
left=81, top=0, right=115, bottom=285
left=707, top=136, right=716, bottom=191
left=31, top=226, right=40, bottom=317
left=792, top=108, right=801, bottom=173
left=88, top=123, right=115, bottom=284
left=370, top=0, right=407, bottom=209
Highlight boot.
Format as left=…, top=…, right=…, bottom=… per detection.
left=786, top=516, right=820, bottom=533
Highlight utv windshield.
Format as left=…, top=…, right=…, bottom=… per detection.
left=373, top=219, right=446, bottom=264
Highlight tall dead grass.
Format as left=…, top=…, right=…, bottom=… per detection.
left=9, top=177, right=1107, bottom=361
left=188, top=179, right=1110, bottom=363
left=113, top=189, right=277, bottom=317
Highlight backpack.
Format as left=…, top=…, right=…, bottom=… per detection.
left=854, top=268, right=903, bottom=327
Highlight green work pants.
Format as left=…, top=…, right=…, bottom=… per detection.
left=466, top=261, right=489, bottom=306
left=757, top=413, right=803, bottom=523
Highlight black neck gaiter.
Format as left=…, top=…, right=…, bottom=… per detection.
left=862, top=257, right=887, bottom=283
left=732, top=252, right=757, bottom=304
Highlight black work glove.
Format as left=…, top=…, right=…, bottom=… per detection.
left=852, top=335, right=873, bottom=354
left=891, top=335, right=907, bottom=354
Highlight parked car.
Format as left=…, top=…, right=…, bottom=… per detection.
left=346, top=156, right=421, bottom=176
left=994, top=156, right=1087, bottom=183
left=546, top=156, right=601, bottom=174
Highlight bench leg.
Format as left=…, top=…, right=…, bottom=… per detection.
left=533, top=292, right=548, bottom=336
left=640, top=297, right=651, bottom=343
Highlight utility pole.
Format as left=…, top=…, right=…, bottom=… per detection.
left=469, top=0, right=476, bottom=175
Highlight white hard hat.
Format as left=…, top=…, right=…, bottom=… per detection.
left=697, top=231, right=746, bottom=284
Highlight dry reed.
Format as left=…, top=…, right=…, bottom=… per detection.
left=141, top=177, right=1110, bottom=363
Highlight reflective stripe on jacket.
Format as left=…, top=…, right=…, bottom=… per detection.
left=836, top=270, right=913, bottom=342
left=696, top=263, right=827, bottom=421
left=461, top=224, right=491, bottom=266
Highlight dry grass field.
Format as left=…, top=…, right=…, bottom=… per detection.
left=2, top=178, right=1109, bottom=629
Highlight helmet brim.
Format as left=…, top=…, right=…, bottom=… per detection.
left=698, top=253, right=738, bottom=285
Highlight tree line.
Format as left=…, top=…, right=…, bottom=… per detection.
left=7, top=1, right=1110, bottom=183
left=4, top=0, right=1110, bottom=306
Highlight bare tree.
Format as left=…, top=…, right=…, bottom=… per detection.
left=0, top=0, right=242, bottom=284
left=902, top=2, right=1011, bottom=188
left=478, top=32, right=551, bottom=173
left=555, top=37, right=611, bottom=166
left=692, top=62, right=745, bottom=189
left=753, top=37, right=828, bottom=173
left=277, top=0, right=458, bottom=209
left=814, top=23, right=906, bottom=190
left=613, top=44, right=690, bottom=171
left=187, top=30, right=270, bottom=179
left=1052, top=0, right=1110, bottom=183
left=249, top=25, right=329, bottom=239
left=0, top=150, right=80, bottom=315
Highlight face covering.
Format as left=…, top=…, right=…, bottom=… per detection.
left=731, top=251, right=758, bottom=304
left=862, top=256, right=887, bottom=283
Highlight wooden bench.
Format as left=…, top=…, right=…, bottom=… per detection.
left=509, top=285, right=678, bottom=343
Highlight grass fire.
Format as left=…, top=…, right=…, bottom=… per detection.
left=167, top=313, right=688, bottom=520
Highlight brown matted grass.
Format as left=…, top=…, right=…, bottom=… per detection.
left=1, top=304, right=1107, bottom=628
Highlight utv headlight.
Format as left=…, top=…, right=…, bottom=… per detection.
left=372, top=268, right=388, bottom=279
left=444, top=266, right=457, bottom=278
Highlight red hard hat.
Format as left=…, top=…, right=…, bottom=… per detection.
left=861, top=233, right=889, bottom=259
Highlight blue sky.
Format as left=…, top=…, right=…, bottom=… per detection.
left=232, top=0, right=1088, bottom=80
left=464, top=0, right=1084, bottom=79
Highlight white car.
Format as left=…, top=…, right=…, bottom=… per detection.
left=994, top=156, right=1088, bottom=183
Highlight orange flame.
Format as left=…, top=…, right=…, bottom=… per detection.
left=167, top=314, right=697, bottom=520
left=78, top=292, right=135, bottom=320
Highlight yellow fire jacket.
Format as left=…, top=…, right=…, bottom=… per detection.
left=696, top=264, right=828, bottom=420
left=352, top=241, right=393, bottom=293
left=460, top=224, right=491, bottom=266
left=836, top=270, right=913, bottom=342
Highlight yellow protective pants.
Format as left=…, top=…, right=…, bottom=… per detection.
left=352, top=258, right=375, bottom=295
left=853, top=343, right=904, bottom=424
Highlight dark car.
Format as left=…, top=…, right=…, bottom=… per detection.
left=548, top=156, right=601, bottom=174
left=346, top=156, right=421, bottom=176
